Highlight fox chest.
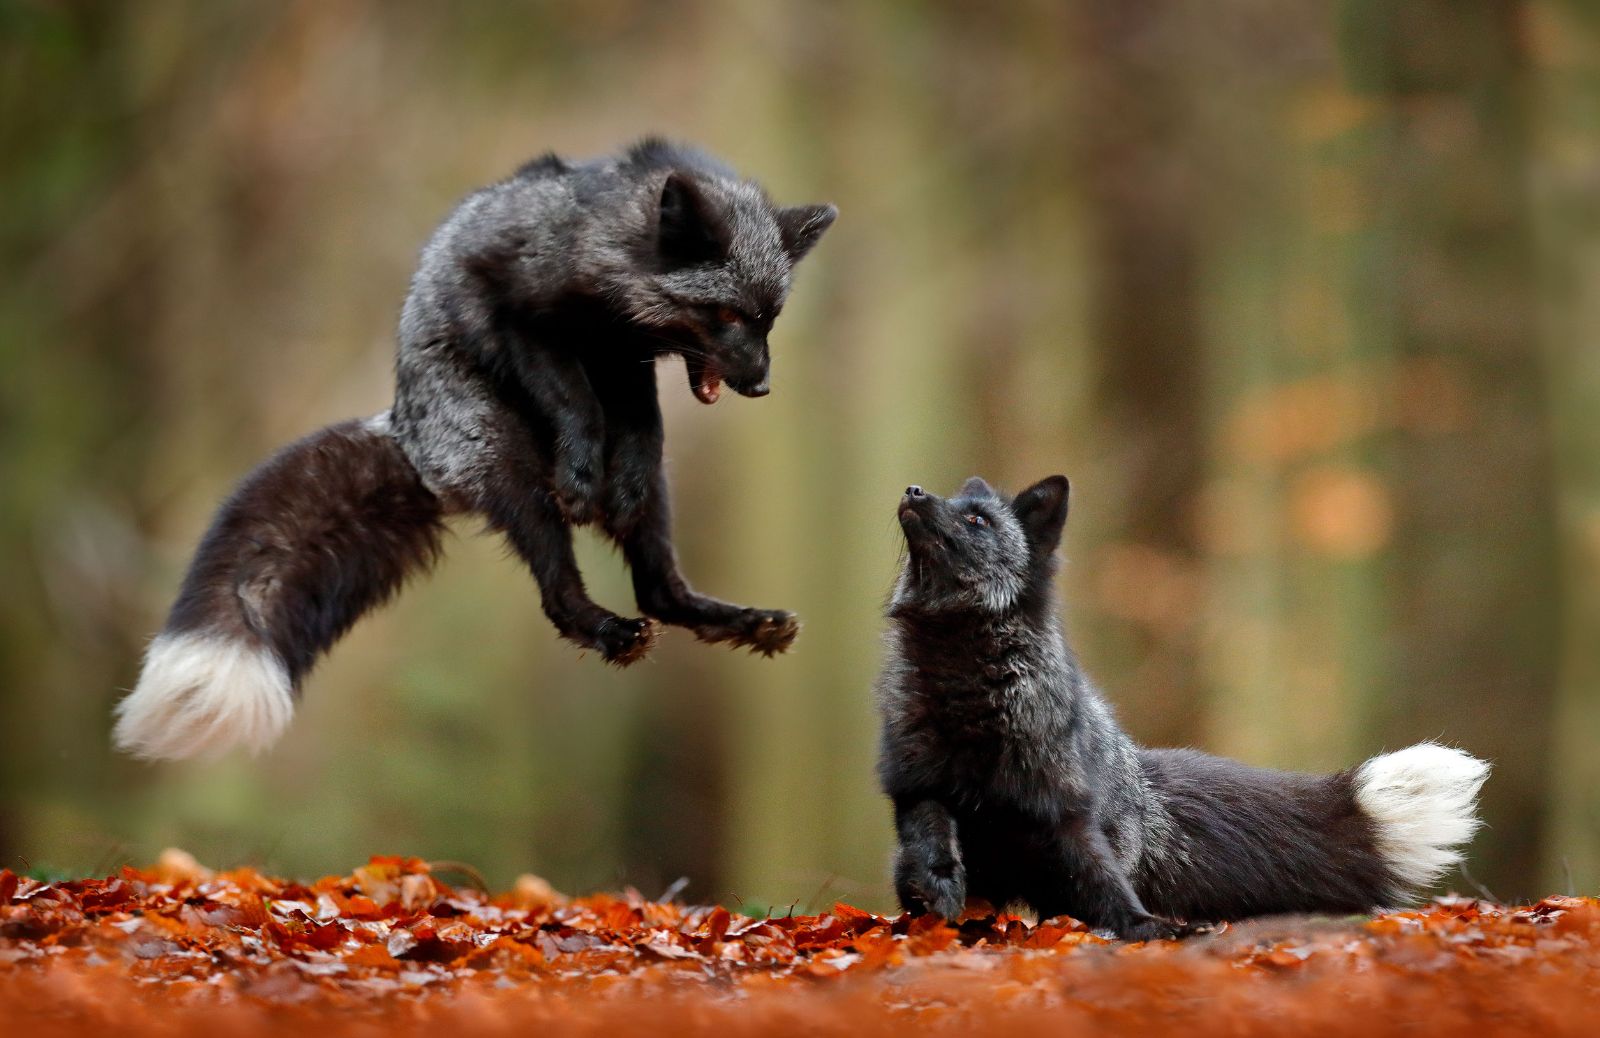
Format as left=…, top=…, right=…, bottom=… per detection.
left=903, top=694, right=1068, bottom=815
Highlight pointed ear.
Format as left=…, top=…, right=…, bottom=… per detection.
left=1012, top=475, right=1070, bottom=548
left=959, top=476, right=996, bottom=499
left=776, top=203, right=837, bottom=261
left=659, top=172, right=722, bottom=265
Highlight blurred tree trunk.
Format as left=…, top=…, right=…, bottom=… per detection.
left=0, top=5, right=168, bottom=875
left=1528, top=0, right=1600, bottom=897
left=1195, top=10, right=1385, bottom=777
left=1072, top=1, right=1207, bottom=746
left=710, top=0, right=987, bottom=910
left=1342, top=0, right=1561, bottom=899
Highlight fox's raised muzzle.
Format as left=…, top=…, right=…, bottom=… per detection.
left=898, top=486, right=947, bottom=545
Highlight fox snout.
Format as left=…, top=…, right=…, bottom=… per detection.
left=682, top=334, right=770, bottom=405
left=721, top=334, right=771, bottom=398
left=684, top=326, right=771, bottom=404
left=724, top=360, right=770, bottom=397
left=899, top=485, right=943, bottom=540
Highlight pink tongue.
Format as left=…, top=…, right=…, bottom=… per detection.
left=690, top=364, right=722, bottom=405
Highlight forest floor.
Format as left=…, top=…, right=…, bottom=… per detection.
left=2, top=853, right=1597, bottom=1036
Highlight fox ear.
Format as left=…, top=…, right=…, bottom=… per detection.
left=777, top=203, right=837, bottom=261
left=1012, top=475, right=1070, bottom=548
left=659, top=172, right=723, bottom=265
left=960, top=476, right=996, bottom=499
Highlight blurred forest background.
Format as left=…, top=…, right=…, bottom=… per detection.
left=2, top=0, right=1597, bottom=910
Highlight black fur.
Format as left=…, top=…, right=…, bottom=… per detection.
left=1135, top=750, right=1388, bottom=922
left=388, top=139, right=833, bottom=664
left=129, top=141, right=834, bottom=754
left=877, top=476, right=1400, bottom=939
left=164, top=420, right=445, bottom=687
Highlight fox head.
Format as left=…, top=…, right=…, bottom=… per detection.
left=610, top=143, right=835, bottom=404
left=891, top=475, right=1071, bottom=616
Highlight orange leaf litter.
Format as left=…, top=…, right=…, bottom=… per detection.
left=2, top=852, right=1597, bottom=1036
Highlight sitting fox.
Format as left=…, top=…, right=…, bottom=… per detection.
left=114, top=139, right=836, bottom=761
left=877, top=475, right=1489, bottom=940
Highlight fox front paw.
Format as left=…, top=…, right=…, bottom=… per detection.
left=691, top=609, right=799, bottom=657
left=593, top=616, right=657, bottom=666
left=896, top=861, right=967, bottom=920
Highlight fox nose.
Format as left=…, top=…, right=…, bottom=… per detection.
left=906, top=485, right=924, bottom=498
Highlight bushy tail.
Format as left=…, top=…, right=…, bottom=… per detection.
left=1137, top=743, right=1489, bottom=921
left=1354, top=742, right=1490, bottom=900
left=114, top=415, right=445, bottom=760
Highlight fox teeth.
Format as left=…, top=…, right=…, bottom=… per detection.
left=689, top=361, right=722, bottom=404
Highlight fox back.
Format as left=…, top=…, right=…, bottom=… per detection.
left=400, top=138, right=836, bottom=404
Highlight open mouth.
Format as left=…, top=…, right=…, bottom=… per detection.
left=684, top=355, right=723, bottom=405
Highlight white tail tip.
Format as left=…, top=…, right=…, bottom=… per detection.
left=1355, top=742, right=1490, bottom=899
left=113, top=631, right=294, bottom=761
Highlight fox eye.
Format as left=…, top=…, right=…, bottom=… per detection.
left=715, top=306, right=743, bottom=325
left=965, top=514, right=988, bottom=528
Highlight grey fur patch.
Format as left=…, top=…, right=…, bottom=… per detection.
left=390, top=139, right=833, bottom=510
left=877, top=475, right=1468, bottom=930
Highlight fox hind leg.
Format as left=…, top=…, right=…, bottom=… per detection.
left=1033, top=816, right=1193, bottom=941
